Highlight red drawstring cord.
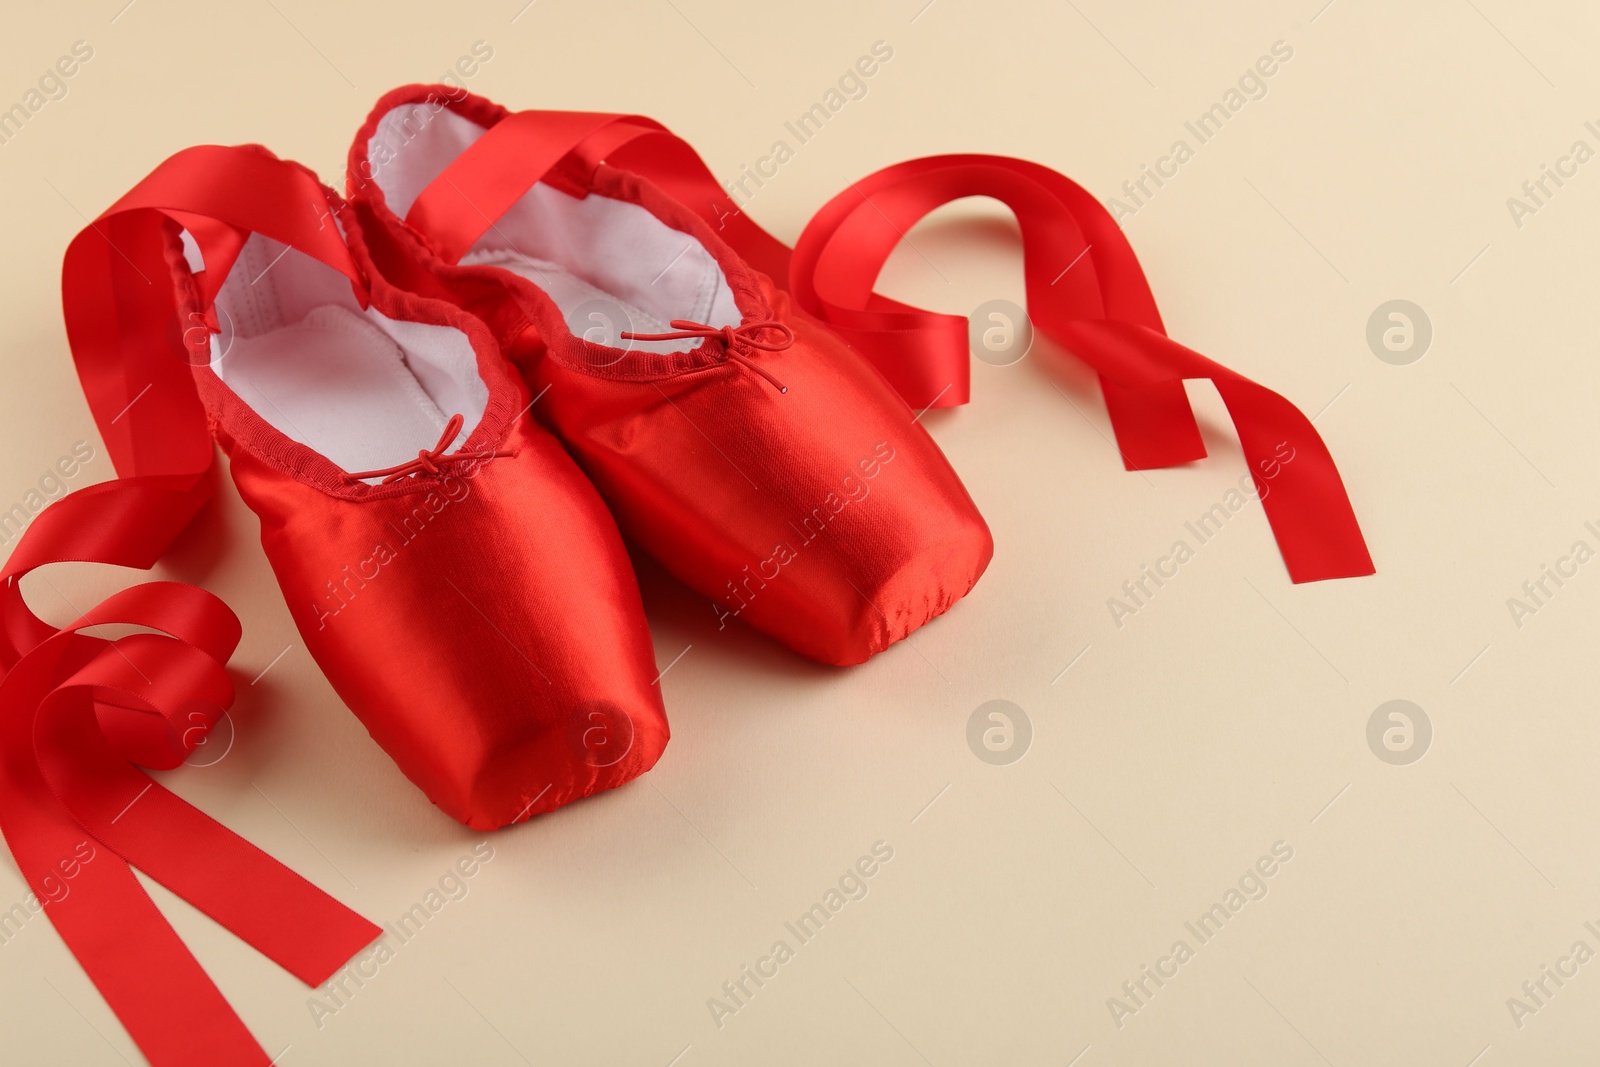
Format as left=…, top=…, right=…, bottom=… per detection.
left=344, top=413, right=512, bottom=483
left=619, top=319, right=794, bottom=394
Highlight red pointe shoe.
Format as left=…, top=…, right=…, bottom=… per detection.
left=347, top=87, right=993, bottom=665
left=75, top=144, right=668, bottom=830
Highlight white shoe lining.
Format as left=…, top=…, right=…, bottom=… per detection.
left=370, top=104, right=739, bottom=354
left=191, top=232, right=490, bottom=480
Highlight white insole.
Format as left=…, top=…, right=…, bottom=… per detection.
left=461, top=248, right=717, bottom=354
left=217, top=304, right=462, bottom=477
left=200, top=230, right=490, bottom=481
left=371, top=104, right=743, bottom=353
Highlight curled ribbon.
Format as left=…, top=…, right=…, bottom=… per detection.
left=789, top=155, right=1375, bottom=583
left=4, top=100, right=1376, bottom=1067
left=398, top=100, right=1372, bottom=582
left=0, top=145, right=381, bottom=1066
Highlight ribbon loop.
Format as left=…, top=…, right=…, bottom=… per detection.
left=391, top=94, right=1367, bottom=581
left=1, top=144, right=383, bottom=1067
left=788, top=154, right=1373, bottom=582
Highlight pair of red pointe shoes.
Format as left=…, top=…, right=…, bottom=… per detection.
left=344, top=86, right=993, bottom=668
left=53, top=89, right=993, bottom=836
left=14, top=84, right=1373, bottom=1067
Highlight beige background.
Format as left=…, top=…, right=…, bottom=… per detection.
left=1, top=0, right=1597, bottom=1063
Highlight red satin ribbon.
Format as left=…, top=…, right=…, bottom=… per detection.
left=1, top=145, right=380, bottom=1065
left=2, top=107, right=1373, bottom=1065
left=791, top=156, right=1374, bottom=582
left=400, top=110, right=1372, bottom=583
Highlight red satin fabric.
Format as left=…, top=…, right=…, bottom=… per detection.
left=523, top=265, right=992, bottom=664
left=351, top=87, right=995, bottom=664
left=0, top=146, right=384, bottom=1065
left=791, top=156, right=1374, bottom=582
left=0, top=85, right=1377, bottom=1067
left=204, top=391, right=670, bottom=829
left=375, top=87, right=1371, bottom=584
left=159, top=150, right=669, bottom=828
left=2, top=140, right=673, bottom=1065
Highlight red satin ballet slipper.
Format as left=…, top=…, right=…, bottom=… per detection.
left=63, top=143, right=667, bottom=832
left=346, top=86, right=994, bottom=666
